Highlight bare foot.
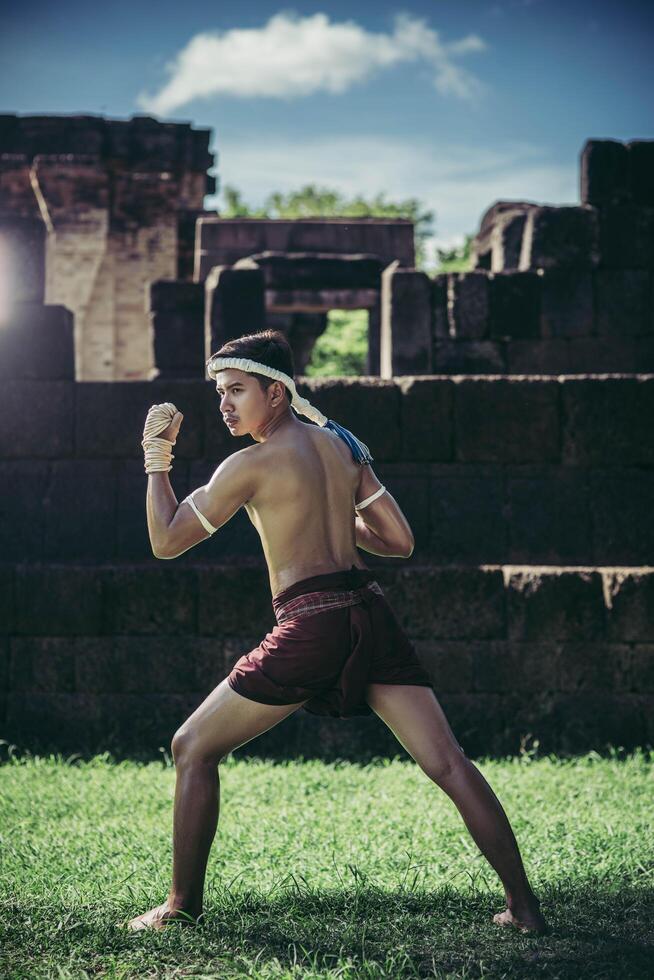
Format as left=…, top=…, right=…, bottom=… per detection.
left=124, top=900, right=201, bottom=932
left=492, top=897, right=550, bottom=935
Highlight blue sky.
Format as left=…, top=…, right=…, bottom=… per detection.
left=2, top=0, right=652, bottom=254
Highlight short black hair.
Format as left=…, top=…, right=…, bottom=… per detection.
left=212, top=329, right=295, bottom=403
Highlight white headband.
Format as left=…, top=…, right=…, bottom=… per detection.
left=206, top=354, right=373, bottom=464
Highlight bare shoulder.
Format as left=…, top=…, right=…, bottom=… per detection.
left=207, top=445, right=262, bottom=497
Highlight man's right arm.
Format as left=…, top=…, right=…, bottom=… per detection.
left=354, top=465, right=415, bottom=558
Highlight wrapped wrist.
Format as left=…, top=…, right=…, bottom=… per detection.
left=142, top=435, right=175, bottom=474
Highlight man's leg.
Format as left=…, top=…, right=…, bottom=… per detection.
left=365, top=683, right=550, bottom=934
left=126, top=678, right=308, bottom=931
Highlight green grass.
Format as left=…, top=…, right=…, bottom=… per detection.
left=1, top=748, right=653, bottom=978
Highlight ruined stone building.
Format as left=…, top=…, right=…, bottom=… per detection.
left=0, top=118, right=653, bottom=759
left=0, top=113, right=214, bottom=380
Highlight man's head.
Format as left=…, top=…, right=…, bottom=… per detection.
left=211, top=329, right=295, bottom=438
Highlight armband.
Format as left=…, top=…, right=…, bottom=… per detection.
left=355, top=485, right=386, bottom=511
left=182, top=491, right=218, bottom=534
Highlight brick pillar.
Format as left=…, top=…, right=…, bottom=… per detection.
left=380, top=264, right=432, bottom=378
left=150, top=280, right=205, bottom=379
left=204, top=265, right=265, bottom=358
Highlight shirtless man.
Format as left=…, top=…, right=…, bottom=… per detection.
left=126, top=329, right=549, bottom=935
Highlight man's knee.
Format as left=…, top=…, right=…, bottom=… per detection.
left=171, top=727, right=226, bottom=766
left=421, top=743, right=467, bottom=785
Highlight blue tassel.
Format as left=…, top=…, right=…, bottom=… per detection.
left=325, top=419, right=373, bottom=465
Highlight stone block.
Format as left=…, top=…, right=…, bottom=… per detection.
left=627, top=139, right=654, bottom=206
left=518, top=205, right=600, bottom=271
left=455, top=379, right=559, bottom=463
left=629, top=646, right=654, bottom=692
left=506, top=465, right=592, bottom=563
left=547, top=693, right=647, bottom=751
left=488, top=271, right=541, bottom=339
left=472, top=201, right=539, bottom=272
left=557, top=642, right=631, bottom=693
left=9, top=637, right=76, bottom=693
left=383, top=567, right=505, bottom=641
left=150, top=280, right=205, bottom=314
left=490, top=209, right=529, bottom=271
left=0, top=215, right=46, bottom=305
left=594, top=269, right=650, bottom=337
left=14, top=566, right=105, bottom=635
left=380, top=267, right=432, bottom=376
left=561, top=378, right=654, bottom=466
left=5, top=692, right=106, bottom=750
left=0, top=638, right=8, bottom=693
left=0, top=302, right=74, bottom=380
left=590, top=469, right=654, bottom=565
left=205, top=266, right=266, bottom=355
left=566, top=336, right=654, bottom=373
left=506, top=570, right=605, bottom=642
left=429, top=466, right=507, bottom=562
left=0, top=568, right=13, bottom=635
left=42, top=460, right=117, bottom=561
left=0, top=380, right=74, bottom=458
left=472, top=641, right=558, bottom=694
left=413, top=640, right=473, bottom=692
left=605, top=571, right=654, bottom=643
left=540, top=269, right=594, bottom=338
left=432, top=340, right=505, bottom=373
left=152, top=310, right=205, bottom=380
left=448, top=270, right=489, bottom=339
left=104, top=568, right=198, bottom=635
left=396, top=378, right=454, bottom=461
left=597, top=205, right=654, bottom=268
left=0, top=461, right=49, bottom=561
left=431, top=274, right=449, bottom=339
left=197, top=566, right=275, bottom=636
left=75, top=379, right=206, bottom=458
left=73, top=635, right=229, bottom=697
left=100, top=693, right=205, bottom=750
left=580, top=139, right=630, bottom=206
left=296, top=377, right=401, bottom=460
left=240, top=252, right=384, bottom=291
left=505, top=339, right=570, bottom=374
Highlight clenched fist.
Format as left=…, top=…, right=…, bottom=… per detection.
left=142, top=403, right=184, bottom=445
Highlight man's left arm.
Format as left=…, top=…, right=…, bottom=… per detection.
left=148, top=450, right=257, bottom=559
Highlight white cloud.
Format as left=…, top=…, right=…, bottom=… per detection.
left=137, top=12, right=487, bottom=115
left=204, top=134, right=577, bottom=256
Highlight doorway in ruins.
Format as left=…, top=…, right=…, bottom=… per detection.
left=267, top=308, right=372, bottom=377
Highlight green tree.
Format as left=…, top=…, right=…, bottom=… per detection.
left=220, top=183, right=435, bottom=269
left=434, top=233, right=474, bottom=273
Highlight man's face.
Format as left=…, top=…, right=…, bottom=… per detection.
left=215, top=368, right=277, bottom=436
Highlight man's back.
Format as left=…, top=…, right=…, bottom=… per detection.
left=244, top=420, right=366, bottom=596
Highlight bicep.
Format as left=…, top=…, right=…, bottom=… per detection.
left=160, top=453, right=255, bottom=558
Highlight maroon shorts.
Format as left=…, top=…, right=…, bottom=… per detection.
left=226, top=564, right=434, bottom=718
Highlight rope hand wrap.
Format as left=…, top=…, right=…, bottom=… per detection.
left=141, top=402, right=179, bottom=473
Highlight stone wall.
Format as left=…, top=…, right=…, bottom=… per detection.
left=381, top=139, right=654, bottom=376
left=1, top=374, right=652, bottom=567
left=0, top=114, right=215, bottom=381
left=1, top=564, right=652, bottom=759
left=1, top=359, right=653, bottom=758
left=1, top=132, right=653, bottom=761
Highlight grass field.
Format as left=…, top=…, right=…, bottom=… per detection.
left=1, top=746, right=653, bottom=978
